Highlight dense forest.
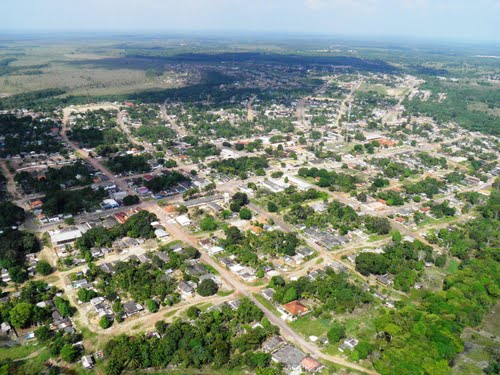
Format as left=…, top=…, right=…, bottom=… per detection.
left=371, top=182, right=500, bottom=374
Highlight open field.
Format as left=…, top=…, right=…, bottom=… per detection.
left=0, top=43, right=189, bottom=96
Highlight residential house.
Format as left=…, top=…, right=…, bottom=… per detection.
left=272, top=345, right=306, bottom=373
left=123, top=301, right=144, bottom=317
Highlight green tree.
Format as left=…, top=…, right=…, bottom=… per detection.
left=187, top=306, right=201, bottom=319
left=123, top=195, right=140, bottom=206
left=9, top=302, right=33, bottom=328
left=239, top=208, right=252, bottom=220
left=200, top=216, right=218, bottom=231
left=282, top=287, right=297, bottom=304
left=327, top=321, right=346, bottom=343
left=60, top=344, right=79, bottom=363
left=35, top=260, right=52, bottom=276
left=99, top=315, right=113, bottom=329
left=78, top=288, right=98, bottom=303
left=54, top=297, right=74, bottom=317
left=34, top=325, right=52, bottom=343
left=197, top=279, right=219, bottom=296
left=145, top=299, right=158, bottom=313
left=267, top=201, right=278, bottom=213
left=155, top=320, right=167, bottom=335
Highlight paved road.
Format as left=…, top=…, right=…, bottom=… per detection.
left=61, top=105, right=150, bottom=197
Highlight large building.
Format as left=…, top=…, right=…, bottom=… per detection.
left=49, top=228, right=83, bottom=246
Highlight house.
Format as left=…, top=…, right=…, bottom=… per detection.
left=272, top=345, right=306, bottom=372
left=208, top=246, right=224, bottom=256
left=154, top=252, right=170, bottom=263
left=176, top=215, right=191, bottom=226
left=123, top=301, right=144, bottom=317
left=90, top=248, right=103, bottom=258
left=137, top=254, right=151, bottom=263
left=301, top=356, right=323, bottom=373
left=81, top=355, right=94, bottom=369
left=100, top=199, right=119, bottom=210
left=102, top=216, right=119, bottom=229
left=72, top=279, right=88, bottom=289
left=376, top=274, right=393, bottom=286
left=262, top=180, right=286, bottom=193
left=186, top=263, right=207, bottom=277
left=282, top=300, right=308, bottom=318
left=339, top=338, right=359, bottom=352
left=114, top=212, right=128, bottom=224
left=262, top=335, right=285, bottom=353
left=199, top=238, right=212, bottom=248
left=226, top=299, right=241, bottom=310
left=100, top=263, right=114, bottom=274
left=261, top=288, right=275, bottom=301
left=155, top=228, right=169, bottom=239
left=178, top=281, right=195, bottom=298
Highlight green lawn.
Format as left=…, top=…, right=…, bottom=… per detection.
left=289, top=316, right=332, bottom=338
left=418, top=215, right=457, bottom=228
left=0, top=342, right=41, bottom=362
left=217, top=289, right=234, bottom=297
left=368, top=234, right=390, bottom=242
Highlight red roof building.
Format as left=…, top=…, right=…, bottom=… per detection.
left=301, top=356, right=323, bottom=373
left=283, top=300, right=308, bottom=316
left=114, top=212, right=128, bottom=224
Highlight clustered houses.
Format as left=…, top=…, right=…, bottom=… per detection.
left=72, top=241, right=222, bottom=328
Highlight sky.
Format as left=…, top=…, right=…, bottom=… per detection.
left=1, top=0, right=499, bottom=42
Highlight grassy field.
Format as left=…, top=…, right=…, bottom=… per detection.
left=0, top=342, right=41, bottom=361
left=0, top=43, right=186, bottom=96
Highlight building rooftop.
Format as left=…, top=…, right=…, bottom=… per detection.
left=283, top=300, right=308, bottom=316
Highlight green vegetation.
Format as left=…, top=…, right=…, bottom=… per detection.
left=370, top=182, right=500, bottom=374
left=197, top=279, right=219, bottom=296
left=405, top=177, right=445, bottom=198
left=0, top=114, right=64, bottom=156
left=270, top=269, right=372, bottom=313
left=144, top=171, right=190, bottom=193
left=355, top=239, right=436, bottom=291
left=0, top=202, right=25, bottom=228
left=102, top=298, right=280, bottom=374
left=210, top=156, right=268, bottom=179
left=403, top=78, right=500, bottom=136
left=106, top=154, right=152, bottom=174
left=258, top=186, right=327, bottom=211
left=0, top=230, right=40, bottom=283
left=15, top=161, right=95, bottom=194
left=42, top=187, right=107, bottom=216
left=75, top=210, right=158, bottom=257
left=298, top=167, right=359, bottom=192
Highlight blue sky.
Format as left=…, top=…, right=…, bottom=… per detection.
left=1, top=0, right=499, bottom=42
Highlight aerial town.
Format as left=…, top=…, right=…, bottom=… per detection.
left=0, top=8, right=498, bottom=375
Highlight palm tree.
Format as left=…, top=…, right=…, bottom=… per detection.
left=105, top=359, right=123, bottom=375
